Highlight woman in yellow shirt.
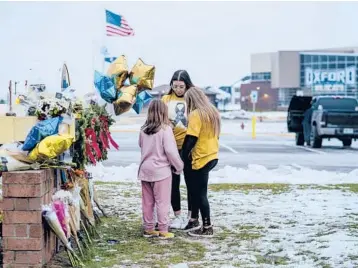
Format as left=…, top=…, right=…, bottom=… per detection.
left=161, top=70, right=194, bottom=229
left=181, top=87, right=221, bottom=237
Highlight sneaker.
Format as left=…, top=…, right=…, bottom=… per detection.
left=184, top=219, right=200, bottom=232
left=188, top=226, right=214, bottom=238
left=170, top=215, right=187, bottom=230
left=159, top=231, right=175, bottom=239
left=143, top=230, right=160, bottom=238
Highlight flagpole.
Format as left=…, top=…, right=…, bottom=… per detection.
left=101, top=7, right=107, bottom=74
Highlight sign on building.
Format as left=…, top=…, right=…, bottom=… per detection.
left=305, top=66, right=356, bottom=93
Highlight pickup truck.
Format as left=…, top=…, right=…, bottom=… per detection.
left=287, top=95, right=358, bottom=148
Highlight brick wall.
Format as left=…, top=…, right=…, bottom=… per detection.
left=1, top=169, right=59, bottom=267
left=240, top=82, right=278, bottom=111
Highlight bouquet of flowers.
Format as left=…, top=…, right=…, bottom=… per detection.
left=53, top=189, right=84, bottom=257
left=42, top=205, right=84, bottom=267
left=36, top=99, right=68, bottom=120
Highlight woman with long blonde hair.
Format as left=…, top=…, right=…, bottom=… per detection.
left=181, top=87, right=221, bottom=237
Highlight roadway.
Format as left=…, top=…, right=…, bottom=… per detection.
left=105, top=120, right=358, bottom=172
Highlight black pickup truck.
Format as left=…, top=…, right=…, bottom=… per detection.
left=287, top=96, right=358, bottom=148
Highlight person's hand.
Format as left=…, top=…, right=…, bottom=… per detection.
left=171, top=166, right=181, bottom=175
left=169, top=120, right=176, bottom=128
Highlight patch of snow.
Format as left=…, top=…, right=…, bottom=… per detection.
left=210, top=188, right=358, bottom=267
left=88, top=163, right=358, bottom=185
left=96, top=180, right=358, bottom=267
left=221, top=111, right=287, bottom=121
left=169, top=264, right=189, bottom=268
left=86, top=163, right=139, bottom=183
left=221, top=110, right=250, bottom=120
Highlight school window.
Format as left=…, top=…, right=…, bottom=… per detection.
left=251, top=72, right=271, bottom=81
left=304, top=55, right=312, bottom=63
left=328, top=55, right=337, bottom=62
left=320, top=55, right=328, bottom=62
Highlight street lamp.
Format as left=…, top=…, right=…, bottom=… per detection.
left=6, top=80, right=16, bottom=116
left=14, top=81, right=20, bottom=95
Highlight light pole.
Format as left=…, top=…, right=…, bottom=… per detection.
left=6, top=80, right=16, bottom=116
left=14, top=81, right=20, bottom=95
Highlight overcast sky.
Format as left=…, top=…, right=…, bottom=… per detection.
left=1, top=1, right=358, bottom=98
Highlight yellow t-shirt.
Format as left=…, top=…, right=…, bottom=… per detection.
left=186, top=110, right=219, bottom=170
left=161, top=93, right=187, bottom=149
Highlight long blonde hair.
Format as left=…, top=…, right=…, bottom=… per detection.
left=185, top=87, right=221, bottom=137
left=142, top=99, right=170, bottom=135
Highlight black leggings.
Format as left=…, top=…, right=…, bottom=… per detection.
left=187, top=159, right=218, bottom=222
left=171, top=151, right=191, bottom=213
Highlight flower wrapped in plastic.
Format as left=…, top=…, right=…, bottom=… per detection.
left=52, top=190, right=84, bottom=255
left=78, top=178, right=94, bottom=223
left=53, top=190, right=73, bottom=206
left=93, top=71, right=117, bottom=103
left=129, top=58, right=155, bottom=90
left=22, top=117, right=64, bottom=151
left=0, top=150, right=32, bottom=172
left=113, top=85, right=138, bottom=115
left=107, top=55, right=129, bottom=91
left=43, top=205, right=70, bottom=248
left=52, top=200, right=69, bottom=238
left=71, top=185, right=82, bottom=231
left=42, top=205, right=83, bottom=267
left=28, top=134, right=74, bottom=161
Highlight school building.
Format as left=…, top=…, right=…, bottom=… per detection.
left=240, top=46, right=358, bottom=111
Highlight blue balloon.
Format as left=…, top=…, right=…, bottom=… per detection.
left=93, top=71, right=117, bottom=103
left=22, top=117, right=64, bottom=151
left=133, top=91, right=153, bottom=114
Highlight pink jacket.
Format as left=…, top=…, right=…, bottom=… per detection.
left=138, top=126, right=184, bottom=182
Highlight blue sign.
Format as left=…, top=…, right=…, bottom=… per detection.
left=250, top=90, right=258, bottom=104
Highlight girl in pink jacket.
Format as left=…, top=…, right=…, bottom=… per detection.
left=138, top=99, right=184, bottom=239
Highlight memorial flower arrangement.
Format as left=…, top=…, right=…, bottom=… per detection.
left=1, top=56, right=156, bottom=266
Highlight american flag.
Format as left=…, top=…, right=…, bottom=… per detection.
left=105, top=10, right=134, bottom=37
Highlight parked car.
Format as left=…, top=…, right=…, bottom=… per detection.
left=287, top=95, right=358, bottom=148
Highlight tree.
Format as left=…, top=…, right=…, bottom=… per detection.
left=0, top=99, right=6, bottom=104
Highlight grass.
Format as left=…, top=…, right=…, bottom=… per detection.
left=255, top=254, right=289, bottom=265
left=46, top=181, right=358, bottom=267
left=209, top=183, right=290, bottom=194
left=94, top=182, right=358, bottom=196
left=81, top=217, right=207, bottom=268
left=298, top=184, right=358, bottom=193
left=49, top=217, right=207, bottom=268
left=216, top=226, right=263, bottom=241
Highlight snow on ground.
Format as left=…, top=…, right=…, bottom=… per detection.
left=221, top=110, right=287, bottom=121
left=87, top=163, right=358, bottom=185
left=95, top=180, right=358, bottom=267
